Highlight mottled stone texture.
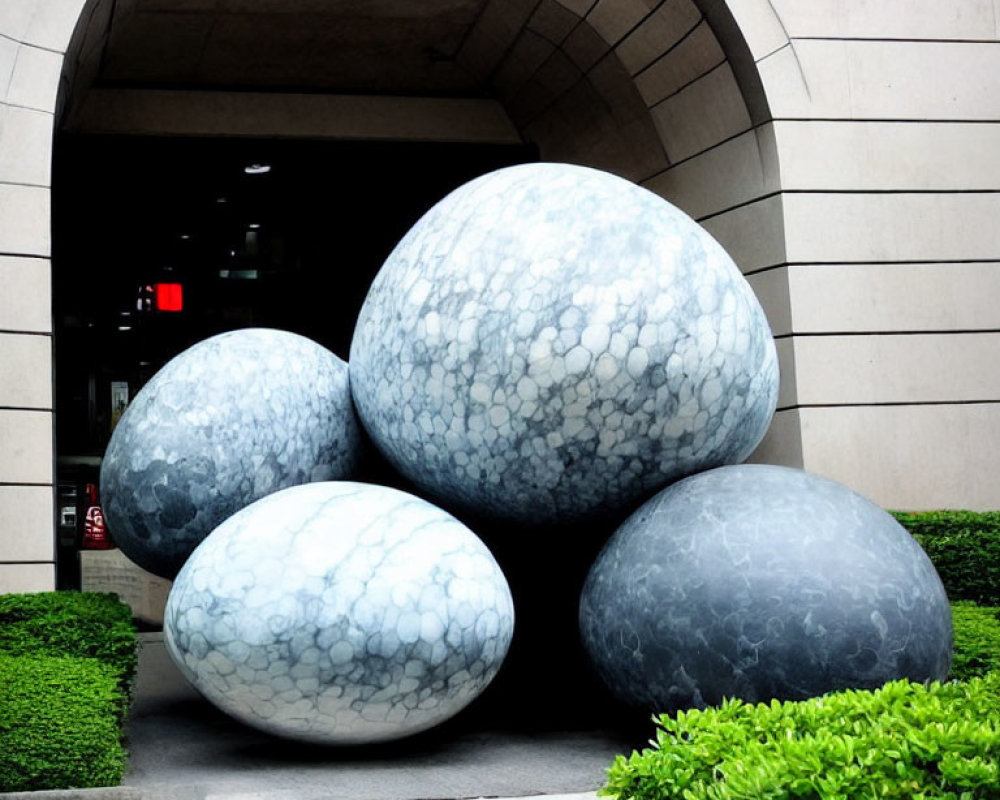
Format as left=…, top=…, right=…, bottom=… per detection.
left=579, top=464, right=953, bottom=713
left=101, top=328, right=363, bottom=579
left=350, top=163, right=778, bottom=525
left=165, top=482, right=514, bottom=744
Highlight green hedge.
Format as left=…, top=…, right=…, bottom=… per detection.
left=892, top=510, right=1000, bottom=606
left=0, top=655, right=129, bottom=792
left=952, top=601, right=1000, bottom=681
left=601, top=672, right=1000, bottom=800
left=0, top=590, right=138, bottom=680
left=0, top=592, right=138, bottom=792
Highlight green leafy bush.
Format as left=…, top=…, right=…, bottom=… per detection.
left=601, top=672, right=1000, bottom=800
left=0, top=655, right=129, bottom=792
left=892, top=510, right=1000, bottom=606
left=0, top=592, right=138, bottom=792
left=0, top=591, right=138, bottom=681
left=951, top=600, right=1000, bottom=680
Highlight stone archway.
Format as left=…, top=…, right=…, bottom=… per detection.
left=0, top=0, right=798, bottom=592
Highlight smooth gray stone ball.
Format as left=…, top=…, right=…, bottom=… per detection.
left=579, top=464, right=952, bottom=713
left=164, top=481, right=515, bottom=745
left=350, top=162, right=778, bottom=525
left=101, top=328, right=363, bottom=578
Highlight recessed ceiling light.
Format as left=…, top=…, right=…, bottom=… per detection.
left=179, top=234, right=191, bottom=240
left=248, top=223, right=261, bottom=230
left=118, top=325, right=132, bottom=332
left=244, top=163, right=271, bottom=175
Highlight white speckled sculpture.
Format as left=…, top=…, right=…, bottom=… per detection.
left=164, top=481, right=515, bottom=744
left=350, top=163, right=778, bottom=525
left=101, top=328, right=364, bottom=579
left=579, top=465, right=953, bottom=713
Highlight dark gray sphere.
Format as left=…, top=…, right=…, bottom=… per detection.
left=579, top=464, right=952, bottom=713
left=350, top=163, right=777, bottom=526
left=101, top=328, right=363, bottom=578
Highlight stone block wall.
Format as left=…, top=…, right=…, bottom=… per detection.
left=2, top=0, right=1000, bottom=593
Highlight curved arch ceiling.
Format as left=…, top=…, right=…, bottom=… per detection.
left=63, top=0, right=776, bottom=223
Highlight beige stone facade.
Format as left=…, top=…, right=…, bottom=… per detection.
left=2, top=0, right=998, bottom=593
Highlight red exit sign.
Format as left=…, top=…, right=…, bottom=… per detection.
left=154, top=283, right=183, bottom=312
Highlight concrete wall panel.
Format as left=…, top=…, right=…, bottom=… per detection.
left=0, top=105, right=53, bottom=186
left=650, top=63, right=752, bottom=161
left=0, top=257, right=50, bottom=333
left=635, top=21, right=725, bottom=107
left=0, top=564, right=55, bottom=594
left=0, top=184, right=50, bottom=257
left=0, top=333, right=51, bottom=409
left=764, top=40, right=1000, bottom=121
left=69, top=89, right=522, bottom=143
left=615, top=0, right=700, bottom=75
left=563, top=21, right=609, bottom=72
left=747, top=407, right=803, bottom=468
left=0, top=409, right=51, bottom=484
left=0, top=485, right=53, bottom=562
left=585, top=0, right=656, bottom=46
left=746, top=266, right=791, bottom=337
left=494, top=30, right=556, bottom=100
left=554, top=0, right=597, bottom=18
left=774, top=336, right=796, bottom=409
left=0, top=37, right=19, bottom=100
left=799, top=404, right=1000, bottom=511
left=643, top=125, right=777, bottom=219
left=770, top=0, right=1000, bottom=41
left=787, top=263, right=1000, bottom=334
left=527, top=0, right=580, bottom=45
left=457, top=0, right=540, bottom=82
left=783, top=192, right=1000, bottom=264
left=775, top=121, right=1000, bottom=192
left=7, top=44, right=63, bottom=112
left=508, top=49, right=583, bottom=126
left=718, top=0, right=789, bottom=61
left=792, top=333, right=1000, bottom=405
left=701, top=195, right=785, bottom=272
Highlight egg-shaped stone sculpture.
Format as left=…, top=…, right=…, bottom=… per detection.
left=579, top=464, right=953, bottom=713
left=164, top=481, right=514, bottom=744
left=101, top=328, right=363, bottom=578
left=349, top=162, right=778, bottom=525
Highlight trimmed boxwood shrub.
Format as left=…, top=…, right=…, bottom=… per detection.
left=601, top=672, right=1000, bottom=800
left=0, top=655, right=129, bottom=792
left=0, top=590, right=138, bottom=681
left=0, top=592, right=137, bottom=792
left=892, top=510, right=1000, bottom=606
left=951, top=600, right=1000, bottom=681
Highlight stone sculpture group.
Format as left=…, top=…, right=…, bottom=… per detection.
left=101, top=162, right=952, bottom=744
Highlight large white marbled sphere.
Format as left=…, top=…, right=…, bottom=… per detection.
left=350, top=163, right=778, bottom=525
left=101, top=328, right=363, bottom=578
left=164, top=481, right=515, bottom=745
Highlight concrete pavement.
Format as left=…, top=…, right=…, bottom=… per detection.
left=114, top=634, right=640, bottom=800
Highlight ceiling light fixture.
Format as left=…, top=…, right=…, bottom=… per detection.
left=244, top=163, right=271, bottom=175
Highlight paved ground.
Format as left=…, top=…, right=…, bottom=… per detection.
left=119, top=634, right=642, bottom=800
